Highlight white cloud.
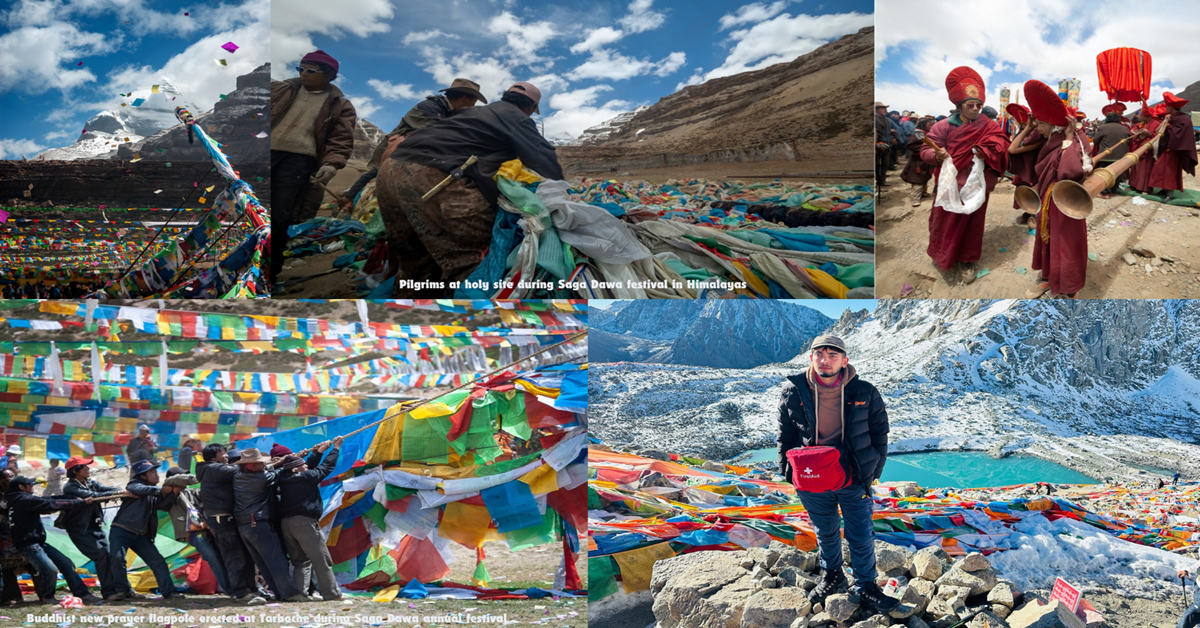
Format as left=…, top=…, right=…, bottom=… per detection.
left=419, top=47, right=515, bottom=104
left=875, top=0, right=1200, bottom=121
left=0, top=138, right=48, bottom=159
left=542, top=86, right=636, bottom=140
left=368, top=78, right=420, bottom=101
left=569, top=27, right=623, bottom=54
left=270, top=0, right=394, bottom=81
left=566, top=49, right=686, bottom=82
left=654, top=51, right=686, bottom=77
left=719, top=1, right=791, bottom=30
left=42, top=129, right=71, bottom=142
left=676, top=67, right=705, bottom=92
left=0, top=22, right=117, bottom=94
left=701, top=12, right=873, bottom=82
left=486, top=11, right=557, bottom=64
left=344, top=94, right=381, bottom=120
left=402, top=29, right=457, bottom=46
left=617, top=0, right=666, bottom=34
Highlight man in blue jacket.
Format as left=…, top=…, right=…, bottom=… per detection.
left=7, top=476, right=103, bottom=604
left=777, top=335, right=897, bottom=613
left=61, top=456, right=128, bottom=600
left=107, top=460, right=180, bottom=601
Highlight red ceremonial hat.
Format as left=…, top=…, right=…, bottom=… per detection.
left=1005, top=103, right=1030, bottom=123
left=1163, top=92, right=1190, bottom=108
left=1024, top=79, right=1070, bottom=126
left=945, top=66, right=986, bottom=105
left=1101, top=103, right=1127, bottom=116
left=1073, top=110, right=1087, bottom=120
left=1152, top=103, right=1168, bottom=117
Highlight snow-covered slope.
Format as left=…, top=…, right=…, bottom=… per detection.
left=567, top=106, right=649, bottom=146
left=590, top=300, right=1200, bottom=476
left=39, top=78, right=203, bottom=161
left=591, top=300, right=835, bottom=369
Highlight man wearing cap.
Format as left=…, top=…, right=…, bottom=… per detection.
left=108, top=460, right=181, bottom=600
left=270, top=49, right=358, bottom=286
left=377, top=81, right=565, bottom=297
left=61, top=456, right=128, bottom=600
left=126, top=425, right=156, bottom=464
left=920, top=66, right=1010, bottom=284
left=277, top=437, right=341, bottom=601
left=874, top=102, right=896, bottom=190
left=777, top=336, right=895, bottom=613
left=1148, top=92, right=1197, bottom=202
left=196, top=443, right=261, bottom=602
left=233, top=448, right=307, bottom=602
left=1023, top=79, right=1092, bottom=299
left=162, top=467, right=244, bottom=600
left=340, top=79, right=488, bottom=211
left=7, top=475, right=103, bottom=604
left=4, top=445, right=20, bottom=472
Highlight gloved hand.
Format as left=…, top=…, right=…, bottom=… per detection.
left=312, top=165, right=337, bottom=184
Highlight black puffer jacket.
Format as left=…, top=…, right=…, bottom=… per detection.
left=112, top=478, right=176, bottom=537
left=777, top=367, right=889, bottom=489
left=60, top=478, right=121, bottom=533
left=195, top=460, right=238, bottom=517
left=277, top=448, right=339, bottom=520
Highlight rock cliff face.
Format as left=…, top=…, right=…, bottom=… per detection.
left=1174, top=79, right=1198, bottom=114
left=116, top=63, right=271, bottom=165
left=351, top=119, right=386, bottom=163
left=557, top=27, right=874, bottom=172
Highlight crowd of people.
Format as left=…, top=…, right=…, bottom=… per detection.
left=876, top=67, right=1197, bottom=298
left=0, top=279, right=114, bottom=299
left=269, top=49, right=565, bottom=297
left=0, top=427, right=344, bottom=606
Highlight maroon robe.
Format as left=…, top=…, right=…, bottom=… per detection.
left=1127, top=118, right=1161, bottom=193
left=1008, top=128, right=1044, bottom=209
left=1031, top=127, right=1089, bottom=296
left=1148, top=111, right=1199, bottom=192
left=920, top=115, right=1010, bottom=270
left=900, top=134, right=933, bottom=186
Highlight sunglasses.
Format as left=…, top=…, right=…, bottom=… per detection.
left=296, top=66, right=323, bottom=75
left=962, top=102, right=984, bottom=110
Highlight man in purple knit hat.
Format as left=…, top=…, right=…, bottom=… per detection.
left=270, top=50, right=357, bottom=290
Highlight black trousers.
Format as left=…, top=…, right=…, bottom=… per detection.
left=270, top=150, right=318, bottom=280
left=205, top=515, right=257, bottom=597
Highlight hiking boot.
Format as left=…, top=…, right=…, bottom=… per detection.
left=284, top=593, right=309, bottom=603
left=103, top=591, right=129, bottom=602
left=245, top=596, right=267, bottom=606
left=126, top=592, right=147, bottom=600
left=808, top=568, right=848, bottom=604
left=80, top=594, right=104, bottom=605
left=853, top=582, right=899, bottom=613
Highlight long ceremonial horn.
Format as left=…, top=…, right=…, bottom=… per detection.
left=1052, top=119, right=1169, bottom=219
left=1014, top=186, right=1042, bottom=214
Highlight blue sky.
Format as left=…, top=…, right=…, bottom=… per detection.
left=0, top=0, right=269, bottom=159
left=591, top=299, right=877, bottom=319
left=272, top=0, right=873, bottom=141
left=875, top=0, right=1199, bottom=119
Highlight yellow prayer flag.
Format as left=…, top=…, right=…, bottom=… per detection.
left=439, top=502, right=498, bottom=548
left=363, top=413, right=405, bottom=465
left=22, top=438, right=47, bottom=461
left=613, top=542, right=676, bottom=593
left=38, top=301, right=79, bottom=316
left=151, top=85, right=160, bottom=93
left=373, top=585, right=400, bottom=603
left=519, top=464, right=558, bottom=495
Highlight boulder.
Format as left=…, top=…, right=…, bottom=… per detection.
left=1130, top=244, right=1155, bottom=258
left=760, top=576, right=781, bottom=589
left=777, top=567, right=818, bottom=590
left=959, top=553, right=990, bottom=572
left=740, top=588, right=812, bottom=628
left=935, top=564, right=999, bottom=596
left=987, top=582, right=1016, bottom=608
left=889, top=580, right=932, bottom=619
left=851, top=615, right=893, bottom=628
left=990, top=604, right=1012, bottom=620
left=702, top=460, right=727, bottom=472
left=875, top=541, right=915, bottom=575
left=967, top=611, right=1010, bottom=628
left=752, top=564, right=771, bottom=580
left=770, top=547, right=816, bottom=575
left=1005, top=600, right=1086, bottom=628
left=641, top=449, right=673, bottom=461
left=651, top=551, right=726, bottom=594
left=926, top=586, right=969, bottom=620
left=790, top=617, right=811, bottom=628
left=908, top=617, right=931, bottom=628
left=825, top=593, right=859, bottom=622
left=652, top=551, right=758, bottom=628
left=808, top=611, right=832, bottom=627
left=911, top=551, right=943, bottom=582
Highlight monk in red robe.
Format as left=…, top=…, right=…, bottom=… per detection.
left=1006, top=103, right=1043, bottom=227
left=920, top=66, right=1010, bottom=282
left=1148, top=92, right=1198, bottom=201
left=1127, top=106, right=1163, bottom=194
left=1024, top=80, right=1090, bottom=299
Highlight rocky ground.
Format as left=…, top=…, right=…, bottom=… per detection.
left=875, top=163, right=1199, bottom=299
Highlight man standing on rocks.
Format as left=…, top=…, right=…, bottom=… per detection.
left=776, top=335, right=897, bottom=613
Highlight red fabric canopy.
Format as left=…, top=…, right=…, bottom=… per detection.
left=1096, top=48, right=1152, bottom=102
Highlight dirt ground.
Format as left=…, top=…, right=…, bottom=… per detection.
left=875, top=159, right=1200, bottom=298
left=279, top=155, right=873, bottom=299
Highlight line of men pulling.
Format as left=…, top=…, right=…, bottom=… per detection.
left=912, top=66, right=1196, bottom=298
left=269, top=49, right=565, bottom=297
left=1, top=437, right=342, bottom=605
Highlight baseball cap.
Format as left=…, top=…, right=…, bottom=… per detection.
left=507, top=82, right=542, bottom=114
left=131, top=460, right=156, bottom=476
left=10, top=475, right=35, bottom=488
left=65, top=456, right=94, bottom=471
left=810, top=335, right=847, bottom=354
